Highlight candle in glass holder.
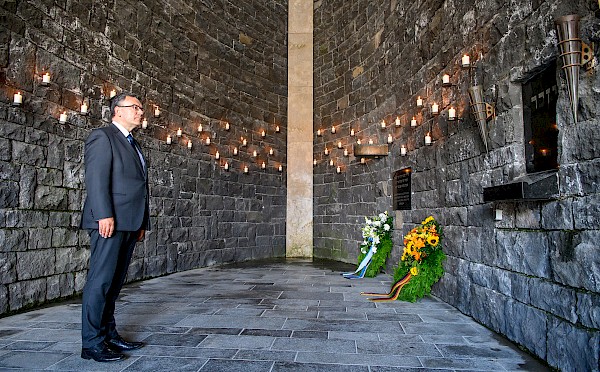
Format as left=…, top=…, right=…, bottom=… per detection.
left=401, top=145, right=407, bottom=156
left=336, top=166, right=341, bottom=173
left=42, top=72, right=51, bottom=85
left=431, top=103, right=439, bottom=115
left=242, top=138, right=247, bottom=146
left=350, top=128, right=355, bottom=136
left=244, top=165, right=248, bottom=173
left=442, top=74, right=450, bottom=86
left=337, top=141, right=342, bottom=149
left=142, top=118, right=148, bottom=129
left=177, top=128, right=182, bottom=137
left=261, top=162, right=266, bottom=169
left=278, top=164, right=282, bottom=172
left=225, top=122, right=230, bottom=130
left=13, top=92, right=22, bottom=105
left=411, top=116, right=417, bottom=127
left=187, top=140, right=193, bottom=149
left=166, top=135, right=172, bottom=144
left=59, top=112, right=68, bottom=123
left=317, top=129, right=322, bottom=136
left=224, top=162, right=229, bottom=171
left=360, top=157, right=365, bottom=164
left=395, top=117, right=401, bottom=126
left=154, top=106, right=160, bottom=117
left=357, top=139, right=361, bottom=145
left=416, top=96, right=423, bottom=107
left=269, top=148, right=274, bottom=155
left=368, top=138, right=374, bottom=145
left=448, top=107, right=456, bottom=120
left=215, top=151, right=220, bottom=159
left=205, top=137, right=211, bottom=145
left=425, top=133, right=432, bottom=145
left=461, top=54, right=470, bottom=68
left=198, top=124, right=203, bottom=132
left=344, top=148, right=348, bottom=156
left=331, top=126, right=336, bottom=134
left=313, top=159, right=317, bottom=166
left=380, top=120, right=386, bottom=129
left=233, top=147, right=238, bottom=155
left=80, top=102, right=88, bottom=115
left=329, top=159, right=334, bottom=166
left=387, top=134, right=393, bottom=143
left=253, top=150, right=257, bottom=157
left=324, top=147, right=329, bottom=155
left=276, top=125, right=280, bottom=132
left=261, top=130, right=266, bottom=137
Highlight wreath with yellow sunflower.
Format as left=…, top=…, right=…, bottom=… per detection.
left=392, top=216, right=445, bottom=302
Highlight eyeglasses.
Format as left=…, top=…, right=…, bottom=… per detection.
left=117, top=104, right=144, bottom=112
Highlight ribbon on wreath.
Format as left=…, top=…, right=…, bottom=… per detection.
left=341, top=238, right=375, bottom=279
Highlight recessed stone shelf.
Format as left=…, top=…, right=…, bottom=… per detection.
left=353, top=144, right=389, bottom=157
left=483, top=170, right=559, bottom=202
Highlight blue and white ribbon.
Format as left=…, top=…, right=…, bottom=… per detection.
left=342, top=239, right=376, bottom=279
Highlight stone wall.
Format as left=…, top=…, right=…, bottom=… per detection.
left=313, top=0, right=599, bottom=370
left=0, top=0, right=288, bottom=315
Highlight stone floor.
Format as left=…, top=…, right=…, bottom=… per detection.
left=0, top=259, right=549, bottom=371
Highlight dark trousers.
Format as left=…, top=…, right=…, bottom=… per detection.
left=81, top=230, right=137, bottom=348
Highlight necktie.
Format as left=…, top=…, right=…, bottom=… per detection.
left=126, top=134, right=136, bottom=149
left=126, top=134, right=145, bottom=171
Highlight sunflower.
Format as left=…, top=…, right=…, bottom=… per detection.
left=427, top=235, right=439, bottom=247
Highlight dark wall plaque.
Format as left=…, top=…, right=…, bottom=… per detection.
left=393, top=168, right=412, bottom=210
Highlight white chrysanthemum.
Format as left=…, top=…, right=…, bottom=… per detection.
left=373, top=247, right=377, bottom=253
left=373, top=220, right=381, bottom=227
left=366, top=218, right=372, bottom=225
left=374, top=236, right=380, bottom=244
left=361, top=248, right=367, bottom=254
left=384, top=224, right=390, bottom=231
left=379, top=213, right=386, bottom=220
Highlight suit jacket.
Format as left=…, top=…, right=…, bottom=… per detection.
left=81, top=124, right=150, bottom=231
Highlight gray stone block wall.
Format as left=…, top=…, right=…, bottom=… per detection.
left=314, top=0, right=599, bottom=370
left=1, top=0, right=287, bottom=314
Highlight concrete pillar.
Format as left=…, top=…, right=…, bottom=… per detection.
left=286, top=0, right=313, bottom=257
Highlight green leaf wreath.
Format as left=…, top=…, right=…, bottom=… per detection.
left=393, top=216, right=446, bottom=302
left=357, top=211, right=393, bottom=278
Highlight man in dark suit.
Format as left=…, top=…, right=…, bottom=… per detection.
left=80, top=92, right=149, bottom=362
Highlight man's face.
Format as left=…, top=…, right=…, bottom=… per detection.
left=114, top=96, right=144, bottom=132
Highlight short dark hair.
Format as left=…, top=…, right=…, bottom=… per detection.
left=110, top=92, right=139, bottom=117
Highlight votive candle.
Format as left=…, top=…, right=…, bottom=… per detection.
left=187, top=140, right=193, bottom=149
left=442, top=74, right=450, bottom=85
left=331, top=126, right=336, bottom=134
left=411, top=116, right=417, bottom=127
left=166, top=135, right=172, bottom=144
left=205, top=137, right=211, bottom=145
left=416, top=96, right=423, bottom=107
left=233, top=147, right=238, bottom=155
left=431, top=103, right=439, bottom=115
left=142, top=118, right=148, bottom=129
left=215, top=151, right=220, bottom=159
left=462, top=54, right=470, bottom=68
left=401, top=145, right=407, bottom=156
left=448, top=107, right=456, bottom=120
left=177, top=128, right=182, bottom=137
left=59, top=112, right=68, bottom=123
left=425, top=133, right=432, bottom=145
left=80, top=102, right=88, bottom=115
left=154, top=106, right=160, bottom=117
left=395, top=117, right=401, bottom=126
left=387, top=134, right=393, bottom=143
left=42, top=72, right=51, bottom=85
left=13, top=92, right=22, bottom=105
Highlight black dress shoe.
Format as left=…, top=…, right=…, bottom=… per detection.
left=105, top=335, right=144, bottom=351
left=81, top=344, right=126, bottom=362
